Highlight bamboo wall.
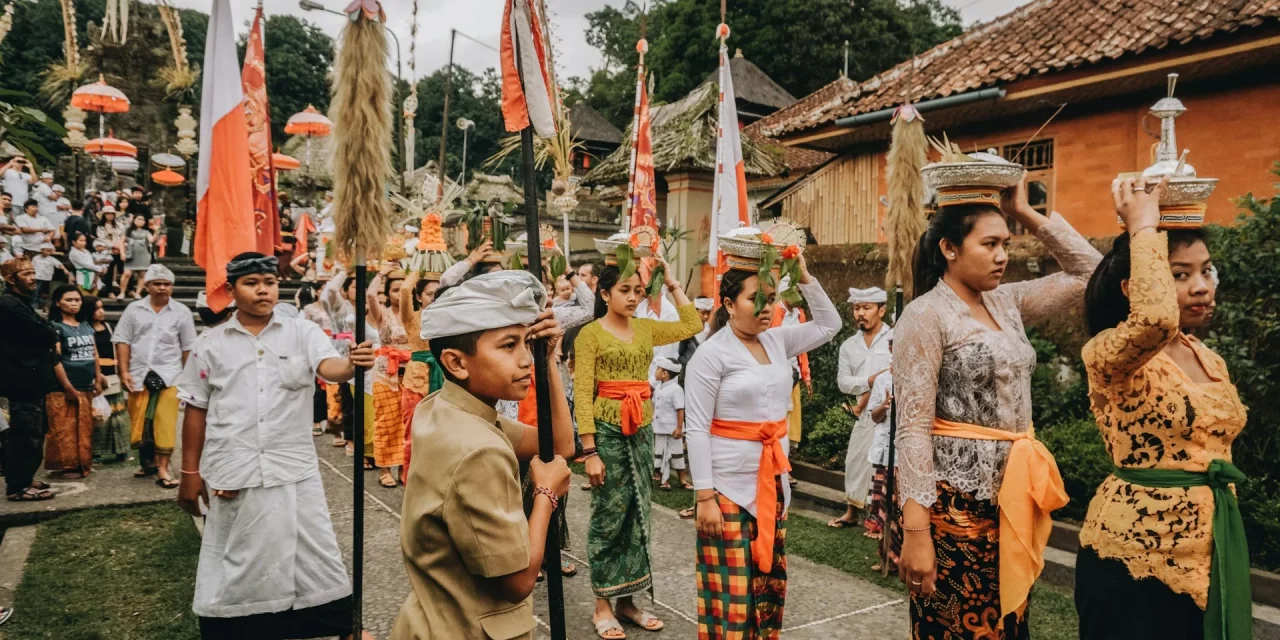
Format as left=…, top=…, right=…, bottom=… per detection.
left=777, top=153, right=880, bottom=245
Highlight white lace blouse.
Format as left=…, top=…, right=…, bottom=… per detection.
left=892, top=213, right=1101, bottom=508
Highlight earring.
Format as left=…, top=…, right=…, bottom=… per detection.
left=948, top=252, right=957, bottom=259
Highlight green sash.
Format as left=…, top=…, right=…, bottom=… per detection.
left=410, top=350, right=444, bottom=394
left=1112, top=460, right=1251, bottom=640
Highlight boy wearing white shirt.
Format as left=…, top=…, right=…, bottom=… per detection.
left=31, top=243, right=69, bottom=304
left=176, top=251, right=376, bottom=639
left=862, top=357, right=899, bottom=572
left=651, top=357, right=689, bottom=489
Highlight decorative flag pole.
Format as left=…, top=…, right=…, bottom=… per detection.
left=708, top=1, right=748, bottom=304
left=242, top=0, right=280, bottom=258
left=500, top=0, right=565, bottom=636
left=622, top=22, right=648, bottom=233
left=331, top=0, right=393, bottom=633
left=881, top=100, right=928, bottom=575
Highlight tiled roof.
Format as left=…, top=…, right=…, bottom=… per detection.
left=756, top=0, right=1280, bottom=138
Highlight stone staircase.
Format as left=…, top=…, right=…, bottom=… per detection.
left=101, top=256, right=307, bottom=325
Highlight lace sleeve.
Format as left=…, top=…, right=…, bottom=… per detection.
left=1001, top=213, right=1103, bottom=325
left=573, top=325, right=600, bottom=435
left=648, top=303, right=703, bottom=346
left=1082, top=230, right=1179, bottom=385
left=893, top=300, right=945, bottom=508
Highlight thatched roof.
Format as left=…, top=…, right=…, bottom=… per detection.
left=466, top=172, right=525, bottom=205
left=568, top=101, right=623, bottom=144
left=582, top=82, right=787, bottom=185
left=403, top=161, right=460, bottom=199
left=698, top=50, right=797, bottom=111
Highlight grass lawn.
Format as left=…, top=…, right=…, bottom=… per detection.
left=593, top=465, right=1083, bottom=640
left=6, top=502, right=202, bottom=640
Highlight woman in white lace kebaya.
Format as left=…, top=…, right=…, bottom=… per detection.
left=893, top=179, right=1101, bottom=639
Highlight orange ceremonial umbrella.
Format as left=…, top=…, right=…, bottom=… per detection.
left=151, top=169, right=184, bottom=187
left=72, top=75, right=130, bottom=140
left=285, top=105, right=332, bottom=137
left=84, top=136, right=138, bottom=158
left=272, top=152, right=301, bottom=171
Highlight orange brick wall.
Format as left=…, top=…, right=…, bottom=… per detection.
left=936, top=81, right=1280, bottom=237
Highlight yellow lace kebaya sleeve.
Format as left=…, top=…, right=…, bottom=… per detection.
left=1001, top=212, right=1103, bottom=325
left=1082, top=229, right=1179, bottom=385
left=892, top=300, right=946, bottom=509
left=573, top=323, right=601, bottom=435
left=644, top=302, right=703, bottom=347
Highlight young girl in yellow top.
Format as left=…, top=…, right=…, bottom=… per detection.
left=574, top=255, right=701, bottom=639
left=1076, top=177, right=1249, bottom=640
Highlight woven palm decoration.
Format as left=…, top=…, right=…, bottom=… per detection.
left=885, top=104, right=928, bottom=299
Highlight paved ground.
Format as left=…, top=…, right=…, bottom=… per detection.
left=311, top=436, right=908, bottom=640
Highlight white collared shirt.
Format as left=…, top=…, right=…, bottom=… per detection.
left=112, top=297, right=197, bottom=390
left=176, top=313, right=341, bottom=490
left=837, top=323, right=893, bottom=397
left=684, top=279, right=841, bottom=517
left=651, top=378, right=685, bottom=435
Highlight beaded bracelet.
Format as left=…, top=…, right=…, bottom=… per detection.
left=696, top=490, right=720, bottom=504
left=580, top=447, right=598, bottom=457
left=533, top=486, right=559, bottom=511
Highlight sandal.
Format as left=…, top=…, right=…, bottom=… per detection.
left=659, top=483, right=671, bottom=491
left=619, top=608, right=664, bottom=632
left=536, top=569, right=546, bottom=583
left=827, top=517, right=858, bottom=528
left=681, top=481, right=694, bottom=490
left=863, top=530, right=882, bottom=539
left=333, top=437, right=347, bottom=447
left=30, top=481, right=50, bottom=490
left=363, top=459, right=375, bottom=471
left=561, top=558, right=577, bottom=577
left=678, top=506, right=695, bottom=519
left=156, top=478, right=179, bottom=489
left=593, top=617, right=626, bottom=639
left=134, top=467, right=159, bottom=478
left=313, top=425, right=324, bottom=436
left=8, top=489, right=54, bottom=502
left=0, top=605, right=11, bottom=625
left=380, top=473, right=397, bottom=488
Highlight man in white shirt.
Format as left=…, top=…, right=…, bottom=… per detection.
left=112, top=264, right=197, bottom=487
left=176, top=252, right=374, bottom=640
left=32, top=172, right=56, bottom=222
left=15, top=199, right=53, bottom=254
left=828, top=286, right=893, bottom=528
left=47, top=188, right=70, bottom=239
left=1, top=156, right=32, bottom=213
left=692, top=297, right=713, bottom=344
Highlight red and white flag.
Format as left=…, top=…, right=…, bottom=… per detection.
left=628, top=74, right=658, bottom=230
left=194, top=0, right=255, bottom=312
left=242, top=2, right=279, bottom=257
left=499, top=0, right=556, bottom=138
left=710, top=34, right=749, bottom=302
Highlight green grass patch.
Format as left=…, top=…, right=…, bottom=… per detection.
left=7, top=502, right=202, bottom=640
left=573, top=467, right=1081, bottom=637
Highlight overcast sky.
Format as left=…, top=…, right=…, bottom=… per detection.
left=170, top=0, right=1032, bottom=83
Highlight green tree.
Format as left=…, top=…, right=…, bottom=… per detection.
left=412, top=66, right=517, bottom=184
left=238, top=15, right=334, bottom=146
left=579, top=0, right=963, bottom=125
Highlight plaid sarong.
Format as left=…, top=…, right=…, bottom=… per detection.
left=372, top=382, right=404, bottom=468
left=696, top=484, right=787, bottom=640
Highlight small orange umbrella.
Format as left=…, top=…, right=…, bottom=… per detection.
left=272, top=152, right=301, bottom=170
left=84, top=136, right=138, bottom=157
left=151, top=169, right=184, bottom=187
left=71, top=75, right=131, bottom=114
left=285, top=105, right=332, bottom=137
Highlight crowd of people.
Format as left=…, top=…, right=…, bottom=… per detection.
left=0, top=167, right=1251, bottom=640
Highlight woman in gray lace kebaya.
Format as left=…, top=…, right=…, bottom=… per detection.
left=892, top=181, right=1100, bottom=639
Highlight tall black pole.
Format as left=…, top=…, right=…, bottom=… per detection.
left=513, top=19, right=566, bottom=640
left=880, top=284, right=903, bottom=576
left=436, top=29, right=456, bottom=200
left=352, top=255, right=367, bottom=633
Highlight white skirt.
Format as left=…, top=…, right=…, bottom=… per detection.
left=194, top=471, right=352, bottom=618
left=843, top=412, right=877, bottom=507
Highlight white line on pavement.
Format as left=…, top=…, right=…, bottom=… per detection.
left=317, top=457, right=401, bottom=521
left=779, top=598, right=905, bottom=632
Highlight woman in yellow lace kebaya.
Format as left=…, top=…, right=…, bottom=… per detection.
left=1076, top=177, right=1249, bottom=640
left=894, top=177, right=1101, bottom=640
left=574, top=255, right=701, bottom=639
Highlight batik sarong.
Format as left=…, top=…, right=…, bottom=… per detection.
left=696, top=485, right=787, bottom=640
left=910, top=480, right=1028, bottom=640
left=587, top=419, right=653, bottom=598
left=45, top=390, right=94, bottom=475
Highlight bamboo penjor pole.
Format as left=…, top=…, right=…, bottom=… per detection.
left=330, top=0, right=393, bottom=631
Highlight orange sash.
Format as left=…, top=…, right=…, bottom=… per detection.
left=596, top=380, right=652, bottom=436
left=376, top=346, right=412, bottom=376
left=710, top=417, right=791, bottom=573
left=931, top=418, right=1068, bottom=617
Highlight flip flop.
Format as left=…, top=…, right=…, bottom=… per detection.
left=561, top=558, right=577, bottom=577
left=134, top=467, right=159, bottom=478
left=380, top=475, right=397, bottom=488
left=678, top=506, right=695, bottom=519
left=156, top=478, right=179, bottom=489
left=30, top=481, right=50, bottom=490
left=827, top=518, right=857, bottom=528
left=0, top=606, right=12, bottom=625
left=619, top=608, right=664, bottom=632
left=7, top=489, right=54, bottom=502
left=593, top=617, right=626, bottom=639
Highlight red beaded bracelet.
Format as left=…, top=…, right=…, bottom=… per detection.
left=533, top=486, right=559, bottom=511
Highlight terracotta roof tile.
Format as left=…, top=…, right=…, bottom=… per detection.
left=755, top=0, right=1280, bottom=138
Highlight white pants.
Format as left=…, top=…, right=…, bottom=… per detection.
left=653, top=434, right=686, bottom=484
left=843, top=413, right=877, bottom=508
left=194, top=471, right=352, bottom=618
